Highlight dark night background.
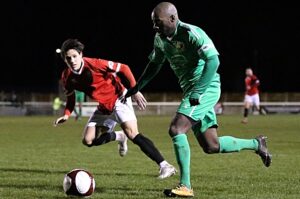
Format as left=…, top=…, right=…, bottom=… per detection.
left=1, top=0, right=300, bottom=94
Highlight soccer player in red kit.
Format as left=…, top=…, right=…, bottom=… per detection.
left=242, top=68, right=264, bottom=124
left=54, top=39, right=176, bottom=179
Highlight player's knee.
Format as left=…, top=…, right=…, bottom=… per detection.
left=168, top=126, right=179, bottom=137
left=123, top=129, right=137, bottom=140
left=168, top=130, right=176, bottom=137
left=82, top=138, right=93, bottom=147
left=203, top=143, right=220, bottom=154
left=121, top=122, right=138, bottom=140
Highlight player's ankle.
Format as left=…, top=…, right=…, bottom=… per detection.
left=159, top=160, right=169, bottom=168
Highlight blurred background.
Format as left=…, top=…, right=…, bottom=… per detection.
left=1, top=0, right=299, bottom=116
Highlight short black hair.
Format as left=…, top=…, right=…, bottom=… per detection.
left=60, top=39, right=84, bottom=59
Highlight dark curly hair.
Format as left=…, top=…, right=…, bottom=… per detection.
left=60, top=39, right=84, bottom=59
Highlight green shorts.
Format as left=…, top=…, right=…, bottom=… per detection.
left=177, top=80, right=220, bottom=135
left=75, top=91, right=85, bottom=102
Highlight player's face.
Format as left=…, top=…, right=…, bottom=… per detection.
left=151, top=11, right=176, bottom=37
left=64, top=49, right=83, bottom=72
left=246, top=69, right=253, bottom=76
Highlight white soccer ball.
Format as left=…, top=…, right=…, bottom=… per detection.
left=63, top=169, right=96, bottom=197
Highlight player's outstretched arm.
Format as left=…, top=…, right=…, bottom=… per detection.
left=53, top=91, right=75, bottom=126
left=53, top=115, right=69, bottom=126
left=125, top=61, right=163, bottom=99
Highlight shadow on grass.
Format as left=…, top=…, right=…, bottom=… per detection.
left=0, top=167, right=156, bottom=178
left=0, top=180, right=162, bottom=198
left=0, top=167, right=163, bottom=197
left=95, top=186, right=162, bottom=196
left=0, top=183, right=62, bottom=190
left=94, top=171, right=156, bottom=178
left=0, top=167, right=67, bottom=174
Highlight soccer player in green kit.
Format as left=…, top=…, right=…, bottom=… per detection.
left=124, top=2, right=272, bottom=197
left=74, top=90, right=85, bottom=120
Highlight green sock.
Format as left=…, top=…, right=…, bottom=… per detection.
left=172, top=134, right=191, bottom=188
left=219, top=136, right=258, bottom=153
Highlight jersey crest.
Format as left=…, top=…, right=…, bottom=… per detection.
left=173, top=41, right=185, bottom=51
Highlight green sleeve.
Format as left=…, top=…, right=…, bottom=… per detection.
left=138, top=38, right=165, bottom=91
left=191, top=55, right=219, bottom=95
left=137, top=61, right=163, bottom=91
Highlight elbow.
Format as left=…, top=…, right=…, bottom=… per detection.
left=209, top=55, right=220, bottom=66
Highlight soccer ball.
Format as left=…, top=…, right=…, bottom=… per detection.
left=63, top=169, right=95, bottom=197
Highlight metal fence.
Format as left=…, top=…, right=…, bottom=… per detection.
left=1, top=101, right=300, bottom=116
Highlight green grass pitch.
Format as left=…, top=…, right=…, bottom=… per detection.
left=0, top=115, right=300, bottom=198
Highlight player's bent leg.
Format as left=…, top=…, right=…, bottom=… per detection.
left=92, top=127, right=127, bottom=157
left=195, top=124, right=255, bottom=153
left=196, top=127, right=272, bottom=167
left=195, top=127, right=220, bottom=154
left=82, top=126, right=96, bottom=146
left=218, top=136, right=258, bottom=153
left=82, top=126, right=118, bottom=147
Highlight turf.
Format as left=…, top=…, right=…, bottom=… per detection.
left=0, top=114, right=299, bottom=198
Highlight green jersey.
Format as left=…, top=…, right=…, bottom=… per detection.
left=149, top=21, right=220, bottom=96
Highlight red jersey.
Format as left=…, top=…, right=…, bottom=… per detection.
left=61, top=57, right=136, bottom=115
left=245, top=74, right=260, bottom=96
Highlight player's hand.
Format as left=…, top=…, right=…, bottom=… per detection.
left=53, top=115, right=69, bottom=126
left=189, top=92, right=200, bottom=106
left=132, top=91, right=147, bottom=110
